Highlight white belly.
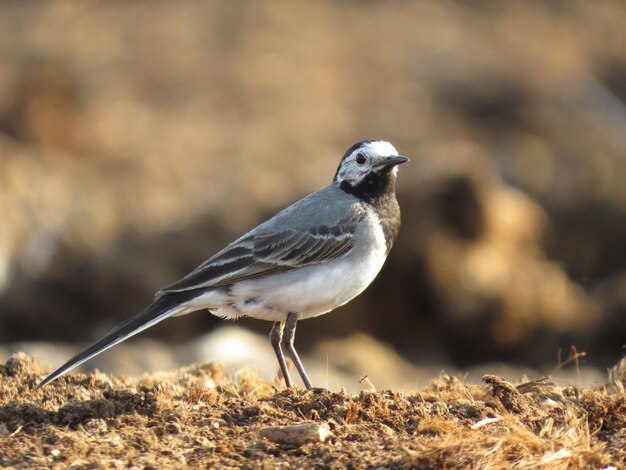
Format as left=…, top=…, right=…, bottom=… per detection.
left=182, top=211, right=389, bottom=322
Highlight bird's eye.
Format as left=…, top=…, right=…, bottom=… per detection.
left=355, top=153, right=367, bottom=165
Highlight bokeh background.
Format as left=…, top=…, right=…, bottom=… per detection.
left=1, top=1, right=625, bottom=390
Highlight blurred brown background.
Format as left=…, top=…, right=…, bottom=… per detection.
left=1, top=1, right=625, bottom=386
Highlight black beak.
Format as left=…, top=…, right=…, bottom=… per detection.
left=381, top=155, right=409, bottom=168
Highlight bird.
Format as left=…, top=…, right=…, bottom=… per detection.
left=39, top=140, right=408, bottom=389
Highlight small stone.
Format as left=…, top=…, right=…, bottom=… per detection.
left=259, top=423, right=332, bottom=445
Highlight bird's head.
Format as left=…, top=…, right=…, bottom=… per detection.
left=334, top=140, right=409, bottom=200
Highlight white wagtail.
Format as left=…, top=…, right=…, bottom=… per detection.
left=39, top=140, right=408, bottom=389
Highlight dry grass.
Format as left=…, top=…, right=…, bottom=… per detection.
left=1, top=353, right=625, bottom=468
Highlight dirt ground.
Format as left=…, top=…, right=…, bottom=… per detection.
left=1, top=353, right=625, bottom=469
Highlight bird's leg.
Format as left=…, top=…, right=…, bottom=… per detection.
left=283, top=312, right=313, bottom=389
left=270, top=321, right=292, bottom=388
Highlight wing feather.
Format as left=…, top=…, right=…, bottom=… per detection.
left=159, top=216, right=360, bottom=294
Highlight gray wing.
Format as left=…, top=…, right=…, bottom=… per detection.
left=158, top=216, right=359, bottom=294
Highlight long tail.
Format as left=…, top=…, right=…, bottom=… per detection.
left=38, top=292, right=197, bottom=387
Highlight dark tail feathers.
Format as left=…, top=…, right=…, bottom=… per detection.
left=38, top=291, right=197, bottom=387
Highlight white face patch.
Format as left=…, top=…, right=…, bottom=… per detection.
left=365, top=141, right=398, bottom=157
left=334, top=141, right=399, bottom=185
